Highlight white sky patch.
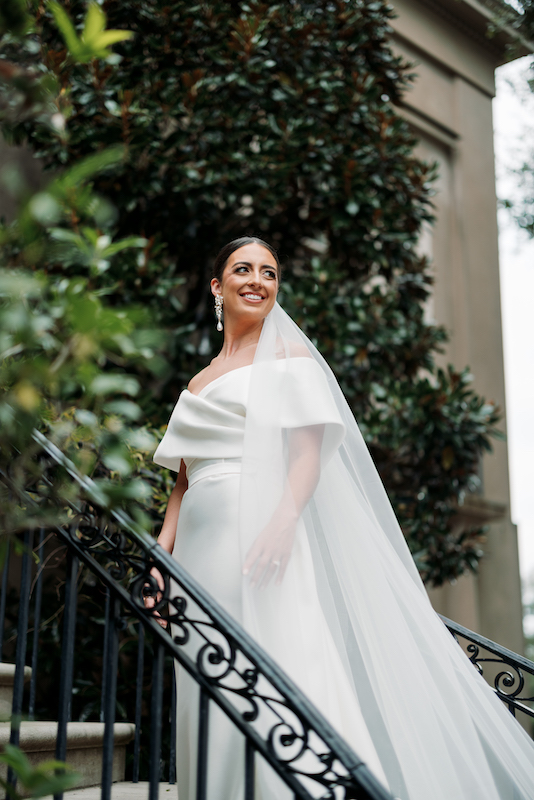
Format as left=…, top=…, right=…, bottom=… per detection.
left=493, top=56, right=534, bottom=581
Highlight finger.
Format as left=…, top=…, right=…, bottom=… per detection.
left=249, top=556, right=270, bottom=588
left=247, top=550, right=267, bottom=586
left=259, top=562, right=277, bottom=590
left=150, top=567, right=165, bottom=591
left=243, top=544, right=262, bottom=576
left=276, top=554, right=290, bottom=586
left=148, top=605, right=168, bottom=627
left=258, top=554, right=283, bottom=589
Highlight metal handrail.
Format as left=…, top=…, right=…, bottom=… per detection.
left=2, top=430, right=533, bottom=800
left=0, top=429, right=394, bottom=800
left=439, top=615, right=534, bottom=719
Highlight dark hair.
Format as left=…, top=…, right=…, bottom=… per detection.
left=212, top=237, right=282, bottom=283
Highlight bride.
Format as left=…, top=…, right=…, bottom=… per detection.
left=152, top=236, right=534, bottom=800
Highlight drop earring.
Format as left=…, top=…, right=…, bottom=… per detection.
left=215, top=294, right=223, bottom=332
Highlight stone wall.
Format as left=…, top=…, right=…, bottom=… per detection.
left=391, top=0, right=526, bottom=652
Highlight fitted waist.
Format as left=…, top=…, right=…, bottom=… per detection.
left=185, top=457, right=242, bottom=487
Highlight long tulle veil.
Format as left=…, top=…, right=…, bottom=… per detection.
left=238, top=301, right=534, bottom=800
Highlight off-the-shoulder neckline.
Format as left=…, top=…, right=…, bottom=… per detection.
left=185, top=356, right=314, bottom=399
left=185, top=363, right=254, bottom=399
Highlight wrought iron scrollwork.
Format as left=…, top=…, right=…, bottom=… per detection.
left=440, top=615, right=534, bottom=719
left=0, top=429, right=392, bottom=800
left=4, top=431, right=534, bottom=798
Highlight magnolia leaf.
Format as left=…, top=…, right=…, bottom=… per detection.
left=103, top=449, right=132, bottom=475
left=91, top=374, right=140, bottom=397
left=101, top=237, right=147, bottom=257
left=55, top=146, right=125, bottom=190
left=49, top=228, right=83, bottom=244
left=103, top=399, right=142, bottom=420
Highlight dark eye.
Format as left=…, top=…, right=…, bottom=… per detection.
left=265, top=269, right=277, bottom=279
left=235, top=266, right=249, bottom=272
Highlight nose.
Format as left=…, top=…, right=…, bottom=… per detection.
left=247, top=269, right=263, bottom=286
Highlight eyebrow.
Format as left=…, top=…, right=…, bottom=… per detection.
left=232, top=261, right=277, bottom=270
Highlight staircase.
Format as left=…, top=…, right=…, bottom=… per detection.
left=1, top=431, right=533, bottom=800
left=65, top=786, right=176, bottom=800
left=0, top=663, right=135, bottom=795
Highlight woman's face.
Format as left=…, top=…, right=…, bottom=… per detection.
left=211, top=243, right=279, bottom=324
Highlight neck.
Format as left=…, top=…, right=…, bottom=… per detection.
left=218, top=316, right=265, bottom=359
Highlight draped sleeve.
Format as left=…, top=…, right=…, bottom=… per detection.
left=152, top=384, right=247, bottom=472
left=274, top=357, right=346, bottom=465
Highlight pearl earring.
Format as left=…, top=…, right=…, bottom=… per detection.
left=215, top=294, right=223, bottom=332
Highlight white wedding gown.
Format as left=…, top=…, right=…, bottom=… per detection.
left=155, top=362, right=389, bottom=799
left=154, top=323, right=534, bottom=800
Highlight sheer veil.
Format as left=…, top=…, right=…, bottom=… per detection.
left=238, top=301, right=534, bottom=800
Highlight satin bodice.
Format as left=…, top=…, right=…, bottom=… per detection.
left=153, top=365, right=252, bottom=475
left=153, top=358, right=345, bottom=476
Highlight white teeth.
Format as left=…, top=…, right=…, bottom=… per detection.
left=242, top=294, right=263, bottom=300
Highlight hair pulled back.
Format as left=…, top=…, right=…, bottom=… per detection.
left=212, top=237, right=282, bottom=283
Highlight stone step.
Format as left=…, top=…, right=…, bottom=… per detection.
left=65, top=782, right=176, bottom=800
left=0, top=721, right=135, bottom=797
left=0, top=663, right=31, bottom=720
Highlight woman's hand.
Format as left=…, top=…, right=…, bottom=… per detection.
left=243, top=511, right=298, bottom=589
left=143, top=566, right=168, bottom=627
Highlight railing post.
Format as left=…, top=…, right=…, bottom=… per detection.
left=101, top=592, right=120, bottom=800
left=29, top=528, right=45, bottom=720
left=149, top=641, right=164, bottom=800
left=7, top=530, right=33, bottom=791
left=100, top=587, right=111, bottom=723
left=169, top=663, right=177, bottom=785
left=0, top=537, right=11, bottom=662
left=54, top=548, right=79, bottom=800
left=245, top=738, right=255, bottom=800
left=196, top=688, right=210, bottom=800
left=132, top=622, right=145, bottom=783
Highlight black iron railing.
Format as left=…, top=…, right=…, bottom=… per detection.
left=1, top=430, right=533, bottom=799
left=440, top=615, right=534, bottom=721
left=0, top=430, right=394, bottom=800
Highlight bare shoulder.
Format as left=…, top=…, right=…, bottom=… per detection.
left=187, top=366, right=211, bottom=394
left=274, top=339, right=313, bottom=360
left=288, top=341, right=313, bottom=359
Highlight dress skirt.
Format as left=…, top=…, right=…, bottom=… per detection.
left=171, top=460, right=389, bottom=800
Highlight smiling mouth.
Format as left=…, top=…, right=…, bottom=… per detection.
left=240, top=293, right=265, bottom=301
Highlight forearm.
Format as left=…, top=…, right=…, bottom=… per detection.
left=274, top=424, right=324, bottom=523
left=277, top=452, right=321, bottom=521
left=243, top=426, right=323, bottom=586
left=157, top=463, right=188, bottom=554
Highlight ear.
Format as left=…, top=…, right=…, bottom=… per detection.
left=210, top=277, right=222, bottom=297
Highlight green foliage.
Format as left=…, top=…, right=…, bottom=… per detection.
left=487, top=0, right=534, bottom=44
left=1, top=0, right=504, bottom=585
left=488, top=1, right=534, bottom=238
left=0, top=6, right=163, bottom=545
left=0, top=144, right=165, bottom=538
left=48, top=1, right=134, bottom=63
left=0, top=744, right=80, bottom=800
left=0, top=0, right=31, bottom=38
